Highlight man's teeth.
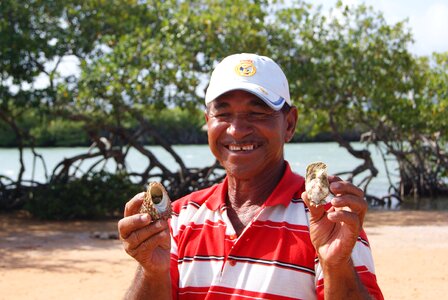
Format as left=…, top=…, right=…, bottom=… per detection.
left=229, top=145, right=255, bottom=151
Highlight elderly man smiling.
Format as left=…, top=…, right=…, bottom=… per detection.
left=118, top=53, right=383, bottom=300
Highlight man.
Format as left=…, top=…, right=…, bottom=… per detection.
left=118, top=53, right=383, bottom=299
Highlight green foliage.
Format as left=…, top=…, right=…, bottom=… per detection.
left=0, top=106, right=207, bottom=146
left=145, top=107, right=207, bottom=144
left=422, top=52, right=448, bottom=137
left=2, top=0, right=447, bottom=210
left=0, top=122, right=17, bottom=146
left=31, top=119, right=90, bottom=147
left=0, top=106, right=90, bottom=147
left=24, top=172, right=141, bottom=220
left=275, top=1, right=417, bottom=132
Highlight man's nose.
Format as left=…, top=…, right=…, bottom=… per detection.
left=226, top=114, right=253, bottom=138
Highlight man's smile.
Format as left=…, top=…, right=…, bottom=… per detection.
left=226, top=143, right=259, bottom=152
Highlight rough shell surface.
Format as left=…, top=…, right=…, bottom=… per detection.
left=305, top=162, right=330, bottom=207
left=140, top=182, right=172, bottom=221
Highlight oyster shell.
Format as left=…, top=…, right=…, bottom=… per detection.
left=305, top=162, right=330, bottom=207
left=140, top=182, right=172, bottom=221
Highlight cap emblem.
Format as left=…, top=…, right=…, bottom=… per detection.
left=235, top=60, right=256, bottom=77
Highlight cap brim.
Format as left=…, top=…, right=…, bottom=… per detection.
left=205, top=81, right=286, bottom=111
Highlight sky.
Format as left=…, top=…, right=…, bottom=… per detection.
left=313, top=0, right=448, bottom=56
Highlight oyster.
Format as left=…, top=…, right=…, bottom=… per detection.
left=305, top=162, right=330, bottom=207
left=140, top=182, right=172, bottom=221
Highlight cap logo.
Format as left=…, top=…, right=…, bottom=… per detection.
left=235, top=60, right=256, bottom=77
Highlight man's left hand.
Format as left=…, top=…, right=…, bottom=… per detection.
left=301, top=175, right=367, bottom=267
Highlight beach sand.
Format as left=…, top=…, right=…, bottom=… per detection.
left=1, top=210, right=448, bottom=300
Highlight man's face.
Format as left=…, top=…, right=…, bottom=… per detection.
left=205, top=90, right=297, bottom=180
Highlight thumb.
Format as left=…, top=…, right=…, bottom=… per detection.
left=301, top=191, right=327, bottom=222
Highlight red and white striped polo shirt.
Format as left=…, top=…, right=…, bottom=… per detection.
left=169, top=163, right=383, bottom=299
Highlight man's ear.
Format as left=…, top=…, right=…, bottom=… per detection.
left=285, top=106, right=298, bottom=143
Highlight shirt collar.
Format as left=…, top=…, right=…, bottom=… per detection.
left=205, top=162, right=305, bottom=211
left=205, top=177, right=228, bottom=211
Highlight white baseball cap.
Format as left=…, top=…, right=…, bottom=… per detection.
left=205, top=53, right=291, bottom=111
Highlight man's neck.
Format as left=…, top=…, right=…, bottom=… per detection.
left=224, top=161, right=286, bottom=235
left=226, top=161, right=286, bottom=209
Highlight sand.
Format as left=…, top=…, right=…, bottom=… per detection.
left=1, top=210, right=448, bottom=300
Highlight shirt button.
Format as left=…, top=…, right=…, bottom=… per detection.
left=229, top=234, right=237, bottom=240
left=229, top=260, right=236, bottom=266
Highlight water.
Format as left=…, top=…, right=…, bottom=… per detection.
left=0, top=142, right=396, bottom=187
left=2, top=143, right=445, bottom=209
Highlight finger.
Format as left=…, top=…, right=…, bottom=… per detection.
left=331, top=194, right=367, bottom=213
left=301, top=191, right=326, bottom=222
left=329, top=180, right=364, bottom=198
left=126, top=222, right=170, bottom=257
left=138, top=225, right=171, bottom=252
left=328, top=175, right=342, bottom=183
left=327, top=210, right=360, bottom=232
left=331, top=194, right=367, bottom=227
left=124, top=192, right=146, bottom=217
left=118, top=213, right=152, bottom=240
left=126, top=220, right=169, bottom=251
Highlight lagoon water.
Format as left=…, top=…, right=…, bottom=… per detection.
left=3, top=143, right=447, bottom=210
left=0, top=142, right=398, bottom=197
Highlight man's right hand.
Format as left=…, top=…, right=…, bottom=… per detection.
left=118, top=192, right=171, bottom=277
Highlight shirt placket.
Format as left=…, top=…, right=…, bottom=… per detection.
left=213, top=206, right=266, bottom=284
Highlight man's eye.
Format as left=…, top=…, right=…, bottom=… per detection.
left=213, top=113, right=231, bottom=119
left=248, top=112, right=269, bottom=120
